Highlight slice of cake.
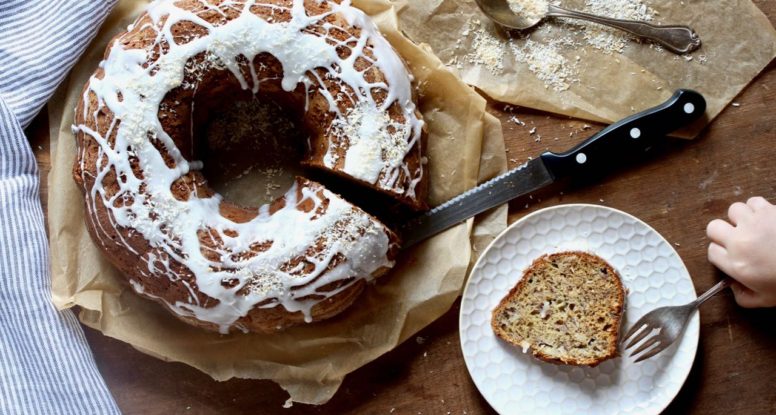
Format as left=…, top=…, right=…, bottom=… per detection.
left=491, top=251, right=625, bottom=366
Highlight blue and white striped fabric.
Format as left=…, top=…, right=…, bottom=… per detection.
left=1, top=1, right=120, bottom=414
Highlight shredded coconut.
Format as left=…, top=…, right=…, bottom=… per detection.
left=283, top=398, right=293, bottom=409
left=463, top=19, right=506, bottom=74
left=511, top=37, right=578, bottom=91
left=508, top=115, right=525, bottom=126
left=581, top=0, right=656, bottom=54
left=454, top=0, right=693, bottom=92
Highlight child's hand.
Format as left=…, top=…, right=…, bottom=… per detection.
left=706, top=196, right=776, bottom=308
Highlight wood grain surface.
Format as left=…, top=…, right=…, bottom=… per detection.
left=28, top=3, right=776, bottom=413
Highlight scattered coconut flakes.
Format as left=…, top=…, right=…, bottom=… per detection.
left=580, top=0, right=656, bottom=54
left=731, top=102, right=741, bottom=107
left=452, top=0, right=694, bottom=92
left=463, top=19, right=506, bottom=74
left=508, top=115, right=526, bottom=126
left=510, top=37, right=579, bottom=91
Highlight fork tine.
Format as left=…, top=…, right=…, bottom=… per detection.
left=621, top=321, right=648, bottom=345
left=624, top=324, right=653, bottom=350
left=634, top=344, right=666, bottom=363
left=629, top=335, right=661, bottom=358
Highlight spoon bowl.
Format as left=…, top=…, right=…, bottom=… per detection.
left=476, top=0, right=547, bottom=30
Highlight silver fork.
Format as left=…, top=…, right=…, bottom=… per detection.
left=621, top=277, right=732, bottom=362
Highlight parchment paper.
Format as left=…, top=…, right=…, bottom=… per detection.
left=393, top=0, right=776, bottom=137
left=47, top=0, right=507, bottom=405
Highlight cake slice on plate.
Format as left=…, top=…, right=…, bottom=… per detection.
left=491, top=251, right=625, bottom=366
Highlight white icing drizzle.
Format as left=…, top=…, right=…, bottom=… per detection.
left=320, top=3, right=424, bottom=194
left=73, top=0, right=420, bottom=333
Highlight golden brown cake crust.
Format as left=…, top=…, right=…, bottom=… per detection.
left=491, top=251, right=625, bottom=367
left=72, top=0, right=422, bottom=334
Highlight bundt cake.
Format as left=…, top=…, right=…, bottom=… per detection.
left=72, top=0, right=426, bottom=333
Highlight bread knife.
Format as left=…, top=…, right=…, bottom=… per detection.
left=400, top=89, right=706, bottom=247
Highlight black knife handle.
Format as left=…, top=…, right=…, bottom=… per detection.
left=540, top=89, right=706, bottom=179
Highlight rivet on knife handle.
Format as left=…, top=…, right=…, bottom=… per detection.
left=400, top=89, right=707, bottom=248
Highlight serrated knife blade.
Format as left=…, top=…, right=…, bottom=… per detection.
left=399, top=89, right=707, bottom=248
left=401, top=159, right=552, bottom=247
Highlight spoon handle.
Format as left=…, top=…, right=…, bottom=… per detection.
left=546, top=4, right=701, bottom=54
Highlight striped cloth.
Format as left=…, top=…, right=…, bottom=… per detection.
left=0, top=1, right=120, bottom=414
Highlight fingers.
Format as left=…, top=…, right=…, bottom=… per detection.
left=706, top=219, right=735, bottom=246
left=746, top=196, right=772, bottom=211
left=730, top=281, right=766, bottom=308
left=727, top=202, right=752, bottom=225
left=707, top=242, right=735, bottom=276
left=708, top=198, right=776, bottom=309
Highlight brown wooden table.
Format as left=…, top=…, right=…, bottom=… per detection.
left=28, top=5, right=776, bottom=413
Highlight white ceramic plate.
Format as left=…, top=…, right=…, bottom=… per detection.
left=460, top=204, right=698, bottom=415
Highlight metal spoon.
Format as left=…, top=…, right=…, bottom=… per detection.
left=474, top=0, right=701, bottom=54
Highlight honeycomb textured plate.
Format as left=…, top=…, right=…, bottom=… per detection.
left=460, top=204, right=698, bottom=415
